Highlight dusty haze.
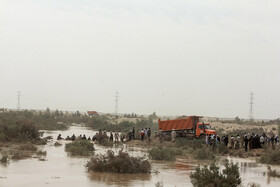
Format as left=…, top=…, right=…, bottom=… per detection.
left=0, top=0, right=279, bottom=119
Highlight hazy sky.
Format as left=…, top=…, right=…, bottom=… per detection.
left=0, top=0, right=279, bottom=119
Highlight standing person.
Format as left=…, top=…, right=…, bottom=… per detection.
left=224, top=135, right=229, bottom=148
left=144, top=128, right=148, bottom=139
left=230, top=136, right=235, bottom=149
left=235, top=135, right=240, bottom=149
left=216, top=135, right=221, bottom=143
left=71, top=134, right=76, bottom=141
left=159, top=128, right=164, bottom=143
left=140, top=129, right=145, bottom=141
left=244, top=134, right=249, bottom=152
left=109, top=131, right=114, bottom=141
left=171, top=129, right=176, bottom=142
left=132, top=127, right=135, bottom=140
left=271, top=135, right=275, bottom=149
left=147, top=128, right=151, bottom=142
left=249, top=135, right=253, bottom=150
left=260, top=135, right=264, bottom=148
left=98, top=129, right=103, bottom=143
left=114, top=132, right=119, bottom=142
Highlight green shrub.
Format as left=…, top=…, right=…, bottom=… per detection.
left=148, top=147, right=182, bottom=161
left=0, top=155, right=9, bottom=163
left=65, top=140, right=95, bottom=156
left=259, top=149, right=280, bottom=164
left=190, top=160, right=241, bottom=187
left=86, top=149, right=151, bottom=173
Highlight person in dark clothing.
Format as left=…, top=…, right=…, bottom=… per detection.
left=224, top=135, right=229, bottom=148
left=82, top=134, right=87, bottom=140
left=87, top=137, right=91, bottom=140
left=132, top=127, right=135, bottom=140
left=71, top=134, right=76, bottom=141
left=249, top=135, right=253, bottom=149
left=128, top=131, right=132, bottom=141
left=217, top=135, right=220, bottom=143
left=271, top=135, right=275, bottom=149
left=147, top=128, right=151, bottom=142
left=57, top=134, right=62, bottom=140
left=244, top=134, right=249, bottom=152
left=109, top=132, right=114, bottom=141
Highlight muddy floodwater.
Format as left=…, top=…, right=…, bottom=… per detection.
left=1, top=126, right=280, bottom=187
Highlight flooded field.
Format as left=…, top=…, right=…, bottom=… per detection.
left=1, top=126, right=280, bottom=187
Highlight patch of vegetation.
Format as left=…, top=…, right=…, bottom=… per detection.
left=155, top=181, right=164, bottom=187
left=86, top=149, right=151, bottom=173
left=36, top=150, right=47, bottom=156
left=18, top=143, right=37, bottom=151
left=195, top=148, right=216, bottom=160
left=267, top=166, right=280, bottom=178
left=54, top=141, right=62, bottom=146
left=0, top=155, right=9, bottom=163
left=86, top=116, right=158, bottom=133
left=99, top=139, right=114, bottom=147
left=190, top=160, right=241, bottom=187
left=11, top=151, right=32, bottom=160
left=148, top=147, right=182, bottom=161
left=259, top=149, right=280, bottom=165
left=247, top=182, right=261, bottom=187
left=176, top=138, right=204, bottom=150
left=0, top=119, right=40, bottom=142
left=65, top=140, right=95, bottom=156
left=0, top=110, right=69, bottom=131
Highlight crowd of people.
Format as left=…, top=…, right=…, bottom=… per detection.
left=205, top=133, right=280, bottom=151
left=56, top=127, right=154, bottom=143
left=57, top=128, right=279, bottom=153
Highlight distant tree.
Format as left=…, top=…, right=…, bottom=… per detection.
left=148, top=112, right=158, bottom=121
left=234, top=116, right=242, bottom=124
left=46, top=107, right=51, bottom=115
left=75, top=111, right=81, bottom=117
left=54, top=109, right=60, bottom=117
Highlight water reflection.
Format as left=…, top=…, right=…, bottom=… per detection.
left=88, top=172, right=151, bottom=186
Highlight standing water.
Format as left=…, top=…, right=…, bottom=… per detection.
left=0, top=126, right=280, bottom=187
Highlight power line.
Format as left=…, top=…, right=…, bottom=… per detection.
left=17, top=91, right=21, bottom=110
left=115, top=91, right=119, bottom=116
left=249, top=91, right=254, bottom=120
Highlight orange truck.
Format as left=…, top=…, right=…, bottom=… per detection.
left=158, top=116, right=217, bottom=139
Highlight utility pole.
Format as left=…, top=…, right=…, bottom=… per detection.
left=249, top=91, right=254, bottom=121
left=115, top=91, right=119, bottom=116
left=17, top=91, right=21, bottom=110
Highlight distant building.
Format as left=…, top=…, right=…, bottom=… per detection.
left=87, top=111, right=99, bottom=116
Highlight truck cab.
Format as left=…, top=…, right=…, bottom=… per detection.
left=196, top=122, right=216, bottom=138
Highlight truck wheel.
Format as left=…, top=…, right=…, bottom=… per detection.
left=199, top=134, right=206, bottom=139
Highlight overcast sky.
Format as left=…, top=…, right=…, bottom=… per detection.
left=0, top=0, right=279, bottom=119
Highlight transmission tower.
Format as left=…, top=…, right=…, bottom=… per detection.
left=17, top=91, right=21, bottom=110
left=249, top=92, right=254, bottom=121
left=115, top=92, right=119, bottom=116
